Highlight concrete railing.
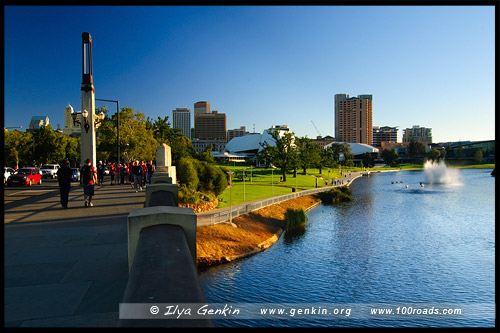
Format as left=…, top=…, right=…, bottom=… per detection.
left=119, top=172, right=212, bottom=327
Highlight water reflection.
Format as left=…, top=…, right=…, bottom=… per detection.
left=199, top=169, right=495, bottom=327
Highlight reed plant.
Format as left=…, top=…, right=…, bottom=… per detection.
left=284, top=207, right=308, bottom=232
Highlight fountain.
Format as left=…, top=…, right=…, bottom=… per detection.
left=423, top=160, right=461, bottom=185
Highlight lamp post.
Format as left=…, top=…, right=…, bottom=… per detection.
left=227, top=171, right=234, bottom=224
left=96, top=98, right=120, bottom=163
left=243, top=167, right=246, bottom=202
left=271, top=168, right=274, bottom=195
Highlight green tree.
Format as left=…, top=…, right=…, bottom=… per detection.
left=341, top=143, right=354, bottom=167
left=98, top=107, right=157, bottom=162
left=259, top=129, right=298, bottom=182
left=362, top=152, right=375, bottom=168
left=381, top=148, right=400, bottom=167
left=474, top=149, right=483, bottom=164
left=4, top=129, right=33, bottom=168
left=295, top=137, right=321, bottom=175
left=408, top=140, right=426, bottom=159
left=177, top=157, right=199, bottom=192
left=426, top=149, right=441, bottom=162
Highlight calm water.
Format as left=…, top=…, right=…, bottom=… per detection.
left=199, top=168, right=495, bottom=327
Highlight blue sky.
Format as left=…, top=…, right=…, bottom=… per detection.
left=4, top=5, right=495, bottom=143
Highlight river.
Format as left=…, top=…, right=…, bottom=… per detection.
left=198, top=167, right=495, bottom=327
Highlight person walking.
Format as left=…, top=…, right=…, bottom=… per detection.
left=146, top=160, right=155, bottom=184
left=80, top=158, right=97, bottom=207
left=56, top=159, right=73, bottom=208
left=132, top=160, right=143, bottom=192
left=97, top=160, right=104, bottom=186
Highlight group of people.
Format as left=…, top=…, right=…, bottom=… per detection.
left=96, top=160, right=155, bottom=188
left=56, top=158, right=156, bottom=208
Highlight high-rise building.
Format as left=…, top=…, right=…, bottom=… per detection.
left=194, top=110, right=227, bottom=141
left=62, top=104, right=82, bottom=137
left=227, top=126, right=249, bottom=141
left=334, top=94, right=373, bottom=145
left=194, top=101, right=210, bottom=116
left=172, top=108, right=191, bottom=139
left=27, top=115, right=50, bottom=133
left=373, top=126, right=398, bottom=147
left=403, top=125, right=432, bottom=143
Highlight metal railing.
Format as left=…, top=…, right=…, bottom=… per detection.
left=197, top=173, right=363, bottom=226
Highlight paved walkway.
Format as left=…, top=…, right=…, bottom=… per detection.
left=4, top=182, right=145, bottom=327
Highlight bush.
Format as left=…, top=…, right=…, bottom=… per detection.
left=284, top=208, right=308, bottom=232
left=177, top=157, right=199, bottom=192
left=317, top=186, right=353, bottom=204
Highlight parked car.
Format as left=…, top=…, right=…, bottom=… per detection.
left=4, top=167, right=15, bottom=183
left=40, top=164, right=60, bottom=179
left=71, top=168, right=80, bottom=182
left=6, top=167, right=43, bottom=186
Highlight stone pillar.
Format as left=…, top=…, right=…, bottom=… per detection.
left=154, top=143, right=176, bottom=184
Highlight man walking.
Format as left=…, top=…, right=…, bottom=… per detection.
left=97, top=160, right=104, bottom=186
left=56, top=159, right=73, bottom=208
left=80, top=158, right=97, bottom=207
left=132, top=160, right=143, bottom=192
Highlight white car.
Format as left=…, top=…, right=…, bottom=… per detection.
left=40, top=164, right=60, bottom=179
left=4, top=167, right=15, bottom=183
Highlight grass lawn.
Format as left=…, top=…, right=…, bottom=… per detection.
left=214, top=162, right=495, bottom=208
left=216, top=166, right=352, bottom=208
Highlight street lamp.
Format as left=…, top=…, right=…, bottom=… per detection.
left=71, top=109, right=105, bottom=133
left=96, top=98, right=120, bottom=164
left=243, top=167, right=246, bottom=202
left=271, top=168, right=274, bottom=195
left=227, top=171, right=234, bottom=224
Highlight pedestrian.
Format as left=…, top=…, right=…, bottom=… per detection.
left=128, top=161, right=134, bottom=188
left=97, top=160, right=104, bottom=186
left=56, top=159, right=73, bottom=208
left=120, top=163, right=126, bottom=185
left=132, top=160, right=143, bottom=192
left=80, top=158, right=97, bottom=207
left=140, top=160, right=147, bottom=187
left=146, top=160, right=155, bottom=184
left=114, top=163, right=120, bottom=185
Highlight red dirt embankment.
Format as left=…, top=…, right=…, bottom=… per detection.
left=196, top=194, right=321, bottom=268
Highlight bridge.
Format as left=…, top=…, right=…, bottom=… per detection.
left=4, top=143, right=365, bottom=327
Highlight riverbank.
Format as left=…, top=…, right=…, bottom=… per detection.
left=196, top=194, right=322, bottom=269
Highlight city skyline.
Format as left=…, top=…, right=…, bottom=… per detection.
left=4, top=5, right=496, bottom=143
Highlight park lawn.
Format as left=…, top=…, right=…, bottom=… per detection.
left=216, top=167, right=345, bottom=208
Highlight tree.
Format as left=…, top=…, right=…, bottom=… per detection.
left=341, top=143, right=354, bottom=167
left=426, top=149, right=441, bottom=162
left=177, top=157, right=199, bottom=192
left=259, top=129, right=297, bottom=182
left=474, top=149, right=483, bottom=164
left=98, top=107, right=157, bottom=162
left=381, top=148, right=400, bottom=167
left=295, top=137, right=321, bottom=174
left=362, top=152, right=375, bottom=168
left=408, top=140, right=426, bottom=159
left=4, top=129, right=33, bottom=168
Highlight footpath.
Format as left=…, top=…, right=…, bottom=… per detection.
left=4, top=182, right=145, bottom=327
left=4, top=171, right=365, bottom=327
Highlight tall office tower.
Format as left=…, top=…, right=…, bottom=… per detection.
left=172, top=108, right=191, bottom=139
left=334, top=94, right=373, bottom=145
left=194, top=101, right=210, bottom=116
left=194, top=110, right=227, bottom=141
left=227, top=126, right=249, bottom=141
left=403, top=125, right=432, bottom=143
left=373, top=126, right=398, bottom=147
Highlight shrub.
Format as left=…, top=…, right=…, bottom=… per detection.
left=284, top=208, right=308, bottom=232
left=317, top=186, right=353, bottom=204
left=177, top=157, right=199, bottom=192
